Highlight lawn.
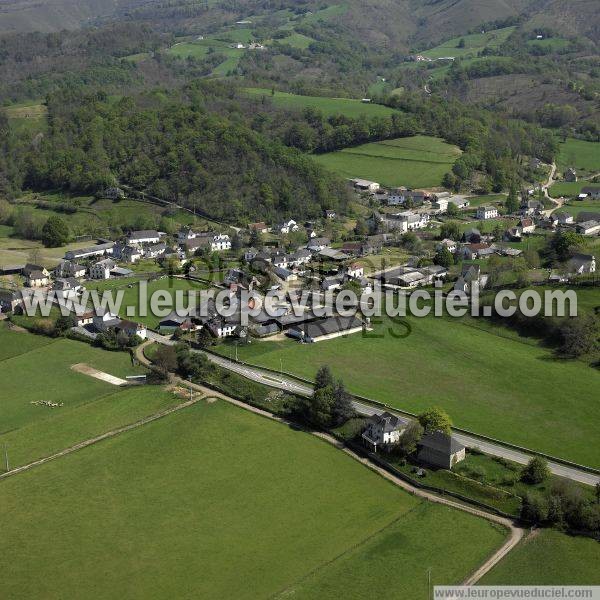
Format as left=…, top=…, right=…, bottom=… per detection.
left=0, top=400, right=507, bottom=599
left=244, top=88, right=400, bottom=118
left=420, top=27, right=516, bottom=60
left=87, top=276, right=209, bottom=329
left=480, top=529, right=600, bottom=585
left=556, top=138, right=600, bottom=175
left=215, top=312, right=600, bottom=467
left=0, top=333, right=146, bottom=433
left=313, top=135, right=462, bottom=188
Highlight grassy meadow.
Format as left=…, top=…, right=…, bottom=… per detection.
left=480, top=529, right=600, bottom=585
left=244, top=88, right=400, bottom=118
left=556, top=138, right=600, bottom=175
left=0, top=328, right=146, bottom=434
left=420, top=27, right=516, bottom=60
left=314, top=135, right=461, bottom=188
left=214, top=312, right=600, bottom=467
left=0, top=400, right=507, bottom=599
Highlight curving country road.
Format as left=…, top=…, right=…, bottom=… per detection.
left=144, top=331, right=599, bottom=487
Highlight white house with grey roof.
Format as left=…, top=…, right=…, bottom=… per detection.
left=362, top=412, right=409, bottom=451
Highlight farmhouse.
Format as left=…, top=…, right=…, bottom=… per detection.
left=576, top=221, right=600, bottom=236
left=158, top=312, right=195, bottom=334
left=273, top=266, right=297, bottom=282
left=275, top=220, right=299, bottom=234
left=25, top=270, right=49, bottom=288
left=287, top=315, right=363, bottom=343
left=55, top=260, right=86, bottom=279
left=476, top=206, right=498, bottom=220
left=23, top=264, right=50, bottom=278
left=454, top=264, right=487, bottom=295
left=145, top=243, right=167, bottom=259
left=117, top=320, right=148, bottom=340
left=361, top=412, right=409, bottom=452
left=431, top=197, right=449, bottom=213
left=307, top=237, right=331, bottom=252
left=0, top=288, right=34, bottom=313
left=521, top=200, right=544, bottom=216
left=207, top=316, right=239, bottom=338
left=417, top=432, right=466, bottom=469
left=518, top=218, right=536, bottom=234
left=53, top=278, right=84, bottom=300
left=89, top=258, right=116, bottom=280
left=92, top=308, right=121, bottom=331
left=552, top=213, right=574, bottom=226
left=120, top=245, right=143, bottom=264
left=437, top=239, right=457, bottom=253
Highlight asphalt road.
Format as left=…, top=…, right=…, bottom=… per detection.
left=144, top=331, right=600, bottom=487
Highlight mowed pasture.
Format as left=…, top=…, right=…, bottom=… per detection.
left=0, top=400, right=507, bottom=599
left=480, top=529, right=600, bottom=585
left=556, top=138, right=600, bottom=175
left=313, top=136, right=462, bottom=188
left=0, top=329, right=146, bottom=434
left=215, top=312, right=600, bottom=468
left=244, top=88, right=400, bottom=118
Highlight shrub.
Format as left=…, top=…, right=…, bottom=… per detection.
left=521, top=457, right=551, bottom=485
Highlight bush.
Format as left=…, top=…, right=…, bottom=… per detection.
left=521, top=457, right=551, bottom=485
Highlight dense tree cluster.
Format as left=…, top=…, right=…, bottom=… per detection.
left=7, top=83, right=350, bottom=224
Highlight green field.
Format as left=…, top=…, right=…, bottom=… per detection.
left=314, top=135, right=462, bottom=188
left=278, top=32, right=314, bottom=48
left=556, top=138, right=600, bottom=175
left=244, top=88, right=400, bottom=118
left=480, top=530, right=600, bottom=585
left=549, top=180, right=593, bottom=197
left=0, top=323, right=54, bottom=361
left=0, top=400, right=507, bottom=599
left=214, top=312, right=600, bottom=467
left=554, top=199, right=600, bottom=217
left=87, top=276, right=208, bottom=329
left=0, top=330, right=146, bottom=434
left=3, top=101, right=48, bottom=135
left=421, top=27, right=516, bottom=60
left=166, top=38, right=243, bottom=75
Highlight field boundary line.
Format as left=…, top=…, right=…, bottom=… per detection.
left=0, top=395, right=204, bottom=482
left=271, top=505, right=426, bottom=599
